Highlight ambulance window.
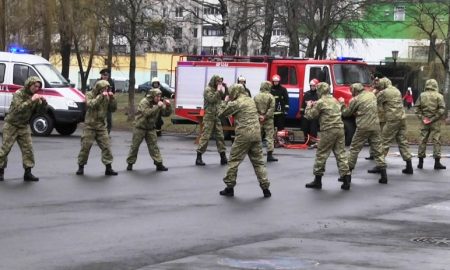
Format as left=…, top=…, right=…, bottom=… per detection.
left=0, top=64, right=5, bottom=83
left=277, top=66, right=297, bottom=85
left=13, top=64, right=36, bottom=86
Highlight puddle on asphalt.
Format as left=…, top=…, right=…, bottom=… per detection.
left=218, top=257, right=319, bottom=269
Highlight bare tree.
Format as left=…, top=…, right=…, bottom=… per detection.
left=58, top=0, right=73, bottom=79
left=261, top=0, right=275, bottom=55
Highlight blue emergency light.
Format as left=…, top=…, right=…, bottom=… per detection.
left=336, top=56, right=363, bottom=61
left=9, top=47, right=29, bottom=54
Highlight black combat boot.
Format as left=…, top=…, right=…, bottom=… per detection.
left=402, top=160, right=413, bottom=174
left=417, top=157, right=424, bottom=169
left=156, top=163, right=168, bottom=171
left=365, top=155, right=374, bottom=160
left=76, top=165, right=84, bottom=175
left=220, top=152, right=228, bottom=165
left=126, top=163, right=133, bottom=171
left=378, top=168, right=388, bottom=184
left=305, top=175, right=322, bottom=189
left=262, top=188, right=272, bottom=198
left=267, top=151, right=278, bottom=162
left=0, top=168, right=4, bottom=181
left=105, top=164, right=118, bottom=176
left=338, top=174, right=351, bottom=183
left=368, top=166, right=382, bottom=174
left=341, top=175, right=351, bottom=190
left=219, top=187, right=234, bottom=197
left=434, top=158, right=446, bottom=170
left=195, top=152, right=205, bottom=166
left=24, top=168, right=39, bottom=182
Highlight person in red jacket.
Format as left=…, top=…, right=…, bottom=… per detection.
left=403, top=87, right=414, bottom=110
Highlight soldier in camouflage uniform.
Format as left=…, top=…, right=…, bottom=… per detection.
left=305, top=82, right=351, bottom=190
left=254, top=81, right=278, bottom=162
left=126, top=89, right=172, bottom=171
left=367, top=77, right=385, bottom=160
left=76, top=80, right=118, bottom=176
left=218, top=84, right=271, bottom=198
left=376, top=77, right=413, bottom=174
left=195, top=75, right=228, bottom=166
left=415, top=79, right=446, bottom=170
left=340, top=83, right=388, bottom=184
left=0, top=76, right=47, bottom=182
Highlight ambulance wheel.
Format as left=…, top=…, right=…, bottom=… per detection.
left=55, top=123, right=78, bottom=136
left=30, top=113, right=54, bottom=136
left=343, top=118, right=356, bottom=146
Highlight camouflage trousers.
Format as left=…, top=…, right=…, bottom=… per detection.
left=223, top=139, right=270, bottom=189
left=261, top=119, right=275, bottom=152
left=77, top=127, right=113, bottom=166
left=313, top=128, right=350, bottom=177
left=197, top=117, right=226, bottom=154
left=348, top=128, right=386, bottom=169
left=126, top=127, right=162, bottom=165
left=381, top=119, right=412, bottom=161
left=369, top=122, right=385, bottom=157
left=418, top=120, right=442, bottom=158
left=0, top=122, right=34, bottom=169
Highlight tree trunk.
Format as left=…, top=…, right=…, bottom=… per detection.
left=107, top=0, right=114, bottom=70
left=0, top=0, right=6, bottom=51
left=239, top=1, right=248, bottom=56
left=286, top=0, right=300, bottom=57
left=41, top=0, right=53, bottom=60
left=58, top=1, right=72, bottom=79
left=261, top=0, right=274, bottom=55
left=444, top=5, right=450, bottom=120
left=73, top=37, right=86, bottom=91
left=219, top=0, right=230, bottom=55
left=127, top=23, right=137, bottom=121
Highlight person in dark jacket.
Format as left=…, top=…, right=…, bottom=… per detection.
left=237, top=76, right=252, bottom=97
left=301, top=78, right=320, bottom=146
left=270, top=74, right=289, bottom=130
left=98, top=68, right=115, bottom=134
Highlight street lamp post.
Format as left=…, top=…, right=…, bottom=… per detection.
left=392, top=50, right=399, bottom=66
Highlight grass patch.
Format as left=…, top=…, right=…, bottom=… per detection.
left=112, top=93, right=450, bottom=144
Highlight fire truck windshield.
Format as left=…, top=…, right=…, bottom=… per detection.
left=333, top=64, right=371, bottom=85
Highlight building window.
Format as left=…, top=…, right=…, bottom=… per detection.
left=174, top=47, right=183, bottom=53
left=272, top=28, right=285, bottom=36
left=202, top=26, right=223, bottom=36
left=163, top=7, right=167, bottom=17
left=193, top=28, right=198, bottom=38
left=175, top=6, right=183, bottom=18
left=204, top=6, right=220, bottom=15
left=394, top=6, right=405, bottom=21
left=203, top=46, right=221, bottom=55
left=174, top=27, right=182, bottom=40
left=194, top=7, right=200, bottom=17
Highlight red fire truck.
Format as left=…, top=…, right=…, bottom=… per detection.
left=174, top=55, right=372, bottom=145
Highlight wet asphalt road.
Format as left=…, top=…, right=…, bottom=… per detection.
left=1, top=129, right=450, bottom=270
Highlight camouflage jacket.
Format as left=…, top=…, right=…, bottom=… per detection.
left=342, top=91, right=380, bottom=131
left=415, top=79, right=445, bottom=123
left=305, top=83, right=343, bottom=131
left=219, top=84, right=261, bottom=142
left=203, top=75, right=226, bottom=121
left=134, top=93, right=172, bottom=130
left=84, top=80, right=117, bottom=129
left=254, top=81, right=275, bottom=120
left=377, top=86, right=405, bottom=121
left=5, top=76, right=48, bottom=127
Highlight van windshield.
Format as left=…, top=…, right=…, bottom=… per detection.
left=34, top=64, right=69, bottom=87
left=333, top=64, right=371, bottom=85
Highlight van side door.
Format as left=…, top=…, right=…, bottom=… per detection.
left=3, top=64, right=40, bottom=113
left=0, top=62, right=7, bottom=116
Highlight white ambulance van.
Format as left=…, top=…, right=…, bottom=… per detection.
left=0, top=52, right=85, bottom=136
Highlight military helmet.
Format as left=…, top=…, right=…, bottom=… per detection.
left=350, top=83, right=365, bottom=96
left=378, top=77, right=392, bottom=89
left=148, top=88, right=162, bottom=98
left=228, top=83, right=245, bottom=100
left=424, top=79, right=438, bottom=91
left=259, top=81, right=272, bottom=93
left=316, top=82, right=330, bottom=97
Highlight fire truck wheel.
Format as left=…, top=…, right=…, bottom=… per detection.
left=30, top=113, right=54, bottom=136
left=343, top=118, right=356, bottom=146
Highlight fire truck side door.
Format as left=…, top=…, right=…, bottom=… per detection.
left=304, top=65, right=332, bottom=93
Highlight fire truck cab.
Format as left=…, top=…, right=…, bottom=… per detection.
left=174, top=55, right=372, bottom=145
